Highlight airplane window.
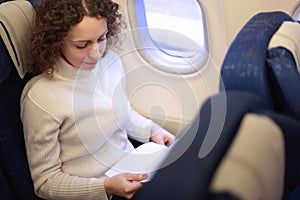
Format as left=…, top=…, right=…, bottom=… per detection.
left=130, top=0, right=208, bottom=74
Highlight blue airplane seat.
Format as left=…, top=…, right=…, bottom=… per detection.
left=28, top=0, right=40, bottom=5
left=267, top=47, right=300, bottom=120
left=260, top=109, right=300, bottom=199
left=0, top=166, right=14, bottom=199
left=220, top=11, right=300, bottom=200
left=0, top=38, right=39, bottom=200
left=130, top=90, right=288, bottom=200
left=0, top=1, right=41, bottom=199
left=0, top=0, right=11, bottom=3
left=266, top=21, right=300, bottom=199
left=129, top=90, right=300, bottom=200
left=132, top=91, right=262, bottom=200
left=220, top=11, right=294, bottom=110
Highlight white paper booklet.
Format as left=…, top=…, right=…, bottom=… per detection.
left=105, top=142, right=171, bottom=182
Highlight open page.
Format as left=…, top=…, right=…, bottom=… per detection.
left=105, top=142, right=170, bottom=182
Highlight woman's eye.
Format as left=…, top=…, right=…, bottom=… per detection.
left=76, top=44, right=88, bottom=49
left=74, top=41, right=89, bottom=49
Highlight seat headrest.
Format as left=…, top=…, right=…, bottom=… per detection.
left=268, top=21, right=300, bottom=74
left=0, top=1, right=34, bottom=78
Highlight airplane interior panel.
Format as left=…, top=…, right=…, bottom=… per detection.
left=113, top=0, right=300, bottom=135
left=2, top=0, right=300, bottom=199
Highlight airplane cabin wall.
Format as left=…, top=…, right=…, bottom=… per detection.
left=112, top=0, right=299, bottom=135
left=222, top=0, right=299, bottom=47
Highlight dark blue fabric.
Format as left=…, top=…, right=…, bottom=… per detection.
left=28, top=0, right=40, bottom=5
left=132, top=91, right=261, bottom=200
left=259, top=110, right=300, bottom=197
left=0, top=71, right=38, bottom=200
left=0, top=32, right=11, bottom=83
left=220, top=11, right=294, bottom=110
left=0, top=0, right=13, bottom=3
left=219, top=11, right=300, bottom=200
left=0, top=1, right=41, bottom=199
left=286, top=186, right=300, bottom=200
left=264, top=46, right=300, bottom=199
left=208, top=192, right=240, bottom=200
left=0, top=166, right=14, bottom=200
left=113, top=192, right=240, bottom=200
left=0, top=35, right=40, bottom=199
left=267, top=47, right=300, bottom=121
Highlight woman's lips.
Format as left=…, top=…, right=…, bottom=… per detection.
left=84, top=62, right=97, bottom=65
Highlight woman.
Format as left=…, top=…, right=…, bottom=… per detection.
left=21, top=0, right=175, bottom=199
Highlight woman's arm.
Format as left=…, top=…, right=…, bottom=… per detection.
left=21, top=95, right=108, bottom=200
left=126, top=108, right=175, bottom=146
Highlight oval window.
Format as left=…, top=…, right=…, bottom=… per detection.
left=129, top=0, right=208, bottom=74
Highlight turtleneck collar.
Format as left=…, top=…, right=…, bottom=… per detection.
left=53, top=56, right=94, bottom=80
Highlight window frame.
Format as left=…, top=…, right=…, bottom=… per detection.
left=126, top=0, right=209, bottom=75
left=291, top=2, right=300, bottom=20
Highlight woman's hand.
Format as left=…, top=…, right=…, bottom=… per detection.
left=150, top=126, right=175, bottom=146
left=104, top=173, right=148, bottom=199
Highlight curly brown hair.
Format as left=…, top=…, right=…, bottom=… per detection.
left=28, top=0, right=124, bottom=76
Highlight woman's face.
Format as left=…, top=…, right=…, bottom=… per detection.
left=62, top=16, right=108, bottom=70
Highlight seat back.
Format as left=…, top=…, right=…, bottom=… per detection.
left=220, top=11, right=294, bottom=110
left=267, top=47, right=300, bottom=120
left=220, top=11, right=300, bottom=199
left=266, top=21, right=300, bottom=121
left=266, top=20, right=300, bottom=199
left=133, top=91, right=263, bottom=200
left=0, top=1, right=41, bottom=199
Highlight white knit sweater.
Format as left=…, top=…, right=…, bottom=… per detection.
left=21, top=51, right=157, bottom=200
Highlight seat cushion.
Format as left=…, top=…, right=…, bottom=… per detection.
left=210, top=114, right=284, bottom=200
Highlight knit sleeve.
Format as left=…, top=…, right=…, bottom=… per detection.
left=21, top=94, right=109, bottom=200
left=125, top=107, right=160, bottom=143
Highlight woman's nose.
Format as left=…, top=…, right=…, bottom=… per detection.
left=88, top=44, right=101, bottom=60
